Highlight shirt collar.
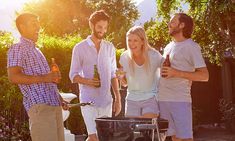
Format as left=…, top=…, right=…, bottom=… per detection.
left=86, top=35, right=104, bottom=47
left=20, top=36, right=36, bottom=48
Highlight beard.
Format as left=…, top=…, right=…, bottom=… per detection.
left=94, top=30, right=105, bottom=39
left=169, top=23, right=182, bottom=36
left=169, top=28, right=181, bottom=36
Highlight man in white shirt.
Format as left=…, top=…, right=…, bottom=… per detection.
left=158, top=13, right=209, bottom=141
left=69, top=10, right=121, bottom=141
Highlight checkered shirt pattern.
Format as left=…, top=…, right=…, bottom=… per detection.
left=7, top=37, right=61, bottom=112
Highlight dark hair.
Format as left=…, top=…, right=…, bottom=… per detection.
left=89, top=10, right=110, bottom=25
left=176, top=13, right=194, bottom=38
left=16, top=13, right=38, bottom=34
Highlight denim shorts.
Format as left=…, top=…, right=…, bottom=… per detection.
left=125, top=97, right=159, bottom=117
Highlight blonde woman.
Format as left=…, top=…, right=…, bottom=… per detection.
left=117, top=26, right=162, bottom=118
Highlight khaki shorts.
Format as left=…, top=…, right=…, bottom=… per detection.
left=28, top=104, right=65, bottom=141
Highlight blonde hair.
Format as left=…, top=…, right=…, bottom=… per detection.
left=126, top=26, right=154, bottom=75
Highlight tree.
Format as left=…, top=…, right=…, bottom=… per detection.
left=145, top=0, right=235, bottom=65
left=86, top=0, right=139, bottom=48
left=22, top=0, right=139, bottom=48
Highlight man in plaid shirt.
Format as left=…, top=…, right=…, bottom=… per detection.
left=7, top=13, right=67, bottom=141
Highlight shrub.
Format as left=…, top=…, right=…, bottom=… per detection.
left=1, top=32, right=128, bottom=136
left=38, top=34, right=82, bottom=92
left=0, top=76, right=31, bottom=141
left=219, top=99, right=235, bottom=133
left=0, top=31, right=14, bottom=76
left=39, top=34, right=89, bottom=134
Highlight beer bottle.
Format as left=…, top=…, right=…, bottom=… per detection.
left=51, top=58, right=60, bottom=72
left=93, top=65, right=101, bottom=87
left=51, top=58, right=60, bottom=82
left=162, top=54, right=170, bottom=78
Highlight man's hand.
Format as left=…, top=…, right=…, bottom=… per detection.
left=44, top=72, right=61, bottom=83
left=61, top=100, right=69, bottom=110
left=161, top=66, right=178, bottom=78
left=112, top=99, right=121, bottom=116
left=161, top=66, right=209, bottom=81
left=86, top=79, right=101, bottom=88
left=59, top=95, right=69, bottom=110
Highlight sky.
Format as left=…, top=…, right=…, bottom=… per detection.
left=0, top=0, right=145, bottom=38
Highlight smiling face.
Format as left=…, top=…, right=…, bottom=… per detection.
left=127, top=33, right=144, bottom=54
left=91, top=20, right=108, bottom=40
left=20, top=17, right=40, bottom=42
left=168, top=14, right=184, bottom=37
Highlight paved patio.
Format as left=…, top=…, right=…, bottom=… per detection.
left=194, top=124, right=235, bottom=141
left=75, top=124, right=235, bottom=141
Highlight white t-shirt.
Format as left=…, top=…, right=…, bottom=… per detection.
left=120, top=49, right=162, bottom=101
left=157, top=39, right=206, bottom=102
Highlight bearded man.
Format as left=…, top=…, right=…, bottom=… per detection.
left=158, top=13, right=209, bottom=141
left=69, top=10, right=121, bottom=141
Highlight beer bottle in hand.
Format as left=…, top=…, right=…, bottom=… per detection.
left=51, top=58, right=60, bottom=82
left=51, top=58, right=60, bottom=72
left=93, top=65, right=101, bottom=87
left=162, top=54, right=171, bottom=78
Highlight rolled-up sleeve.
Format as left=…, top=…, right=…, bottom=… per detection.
left=69, top=45, right=82, bottom=82
left=110, top=44, right=117, bottom=79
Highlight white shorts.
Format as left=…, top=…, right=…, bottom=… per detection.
left=81, top=103, right=112, bottom=135
left=159, top=101, right=193, bottom=139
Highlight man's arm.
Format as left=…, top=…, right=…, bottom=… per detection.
left=111, top=77, right=121, bottom=101
left=8, top=66, right=60, bottom=84
left=111, top=77, right=121, bottom=116
left=161, top=66, right=209, bottom=81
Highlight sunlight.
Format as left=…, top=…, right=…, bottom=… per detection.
left=132, top=0, right=144, bottom=5
left=0, top=0, right=142, bottom=39
left=1, top=0, right=28, bottom=10
left=0, top=0, right=33, bottom=38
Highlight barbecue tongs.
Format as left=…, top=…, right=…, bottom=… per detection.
left=68, top=101, right=94, bottom=108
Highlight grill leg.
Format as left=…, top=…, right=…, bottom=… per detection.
left=152, top=118, right=165, bottom=141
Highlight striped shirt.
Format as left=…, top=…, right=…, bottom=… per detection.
left=69, top=36, right=117, bottom=107
left=7, top=37, right=61, bottom=112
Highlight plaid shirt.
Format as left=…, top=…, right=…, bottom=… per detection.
left=7, top=37, right=61, bottom=112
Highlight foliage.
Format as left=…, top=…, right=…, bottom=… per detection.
left=116, top=48, right=126, bottom=67
left=66, top=98, right=87, bottom=135
left=86, top=0, right=139, bottom=48
left=219, top=99, right=235, bottom=132
left=145, top=0, right=235, bottom=65
left=0, top=32, right=86, bottom=136
left=22, top=0, right=139, bottom=48
left=0, top=76, right=31, bottom=141
left=0, top=33, right=27, bottom=140
left=145, top=19, right=170, bottom=51
left=0, top=31, right=30, bottom=141
left=219, top=99, right=235, bottom=122
left=0, top=31, right=14, bottom=76
left=22, top=0, right=78, bottom=35
left=38, top=34, right=82, bottom=92
left=0, top=113, right=30, bottom=141
left=38, top=34, right=87, bottom=134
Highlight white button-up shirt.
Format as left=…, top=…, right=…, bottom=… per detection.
left=69, top=36, right=117, bottom=107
